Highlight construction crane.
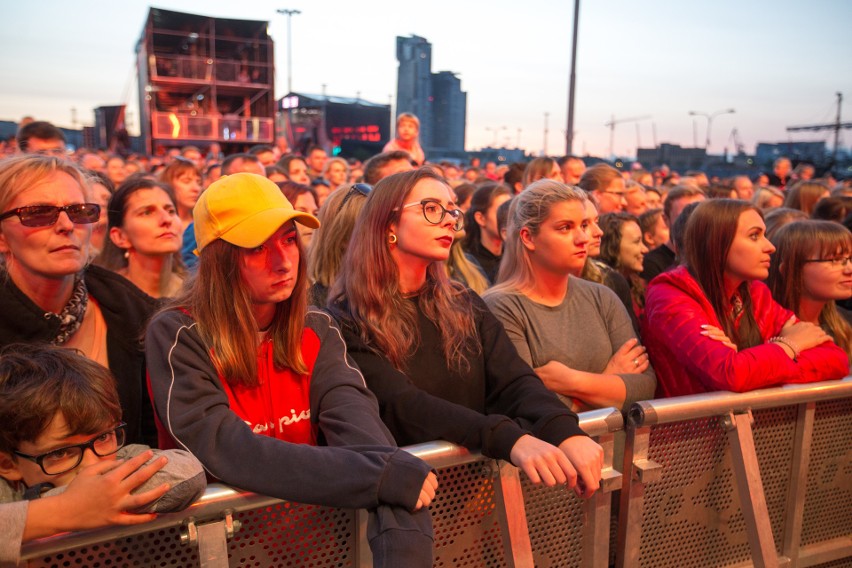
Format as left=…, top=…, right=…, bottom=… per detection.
left=786, top=92, right=852, bottom=161
left=604, top=115, right=651, bottom=160
left=727, top=127, right=745, bottom=157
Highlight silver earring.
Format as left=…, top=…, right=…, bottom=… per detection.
left=388, top=234, right=397, bottom=244
left=123, top=250, right=130, bottom=259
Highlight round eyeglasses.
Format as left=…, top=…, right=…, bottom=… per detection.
left=401, top=199, right=464, bottom=231
left=13, top=423, right=127, bottom=476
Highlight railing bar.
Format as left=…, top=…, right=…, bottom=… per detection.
left=781, top=402, right=815, bottom=567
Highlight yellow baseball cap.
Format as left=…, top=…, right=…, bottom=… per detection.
left=193, top=173, right=319, bottom=254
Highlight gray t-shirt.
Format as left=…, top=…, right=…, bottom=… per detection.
left=484, top=276, right=656, bottom=412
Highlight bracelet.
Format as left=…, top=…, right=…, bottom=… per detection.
left=769, top=336, right=800, bottom=360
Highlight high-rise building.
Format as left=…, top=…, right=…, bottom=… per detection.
left=395, top=35, right=433, bottom=149
left=431, top=71, right=466, bottom=152
left=395, top=35, right=466, bottom=155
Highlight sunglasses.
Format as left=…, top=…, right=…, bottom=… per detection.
left=0, top=203, right=101, bottom=227
left=339, top=183, right=372, bottom=208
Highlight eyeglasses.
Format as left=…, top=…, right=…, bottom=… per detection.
left=0, top=203, right=101, bottom=227
left=340, top=183, right=372, bottom=209
left=401, top=199, right=464, bottom=231
left=13, top=423, right=127, bottom=476
left=804, top=257, right=852, bottom=268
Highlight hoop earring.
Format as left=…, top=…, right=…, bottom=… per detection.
left=388, top=234, right=398, bottom=244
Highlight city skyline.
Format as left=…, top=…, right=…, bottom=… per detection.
left=1, top=0, right=850, bottom=158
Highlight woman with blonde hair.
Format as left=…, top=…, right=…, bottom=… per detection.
left=145, top=173, right=436, bottom=567
left=0, top=155, right=157, bottom=445
left=331, top=168, right=604, bottom=494
left=768, top=220, right=852, bottom=358
left=308, top=183, right=371, bottom=305
left=322, top=157, right=350, bottom=193
left=484, top=180, right=654, bottom=412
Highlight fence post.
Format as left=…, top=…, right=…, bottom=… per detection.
left=723, top=410, right=779, bottom=568
left=494, top=460, right=535, bottom=568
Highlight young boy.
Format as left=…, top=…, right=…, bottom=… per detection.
left=0, top=344, right=206, bottom=565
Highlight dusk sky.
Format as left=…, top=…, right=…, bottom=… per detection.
left=2, top=0, right=850, bottom=158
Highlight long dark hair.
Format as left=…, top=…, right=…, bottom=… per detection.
left=462, top=183, right=511, bottom=252
left=96, top=178, right=185, bottom=273
left=682, top=199, right=763, bottom=349
left=331, top=168, right=478, bottom=372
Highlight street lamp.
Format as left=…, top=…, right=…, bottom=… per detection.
left=276, top=9, right=301, bottom=95
left=688, top=108, right=735, bottom=151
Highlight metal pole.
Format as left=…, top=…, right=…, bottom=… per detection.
left=566, top=0, right=580, bottom=156
left=544, top=112, right=549, bottom=156
left=834, top=92, right=842, bottom=162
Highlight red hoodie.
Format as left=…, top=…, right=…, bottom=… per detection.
left=644, top=266, right=848, bottom=397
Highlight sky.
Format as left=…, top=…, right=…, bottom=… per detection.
left=1, top=0, right=851, bottom=158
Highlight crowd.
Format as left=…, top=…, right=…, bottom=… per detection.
left=0, top=115, right=850, bottom=565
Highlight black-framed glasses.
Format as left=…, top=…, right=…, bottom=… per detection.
left=804, top=257, right=852, bottom=268
left=340, top=183, right=372, bottom=209
left=401, top=199, right=464, bottom=231
left=13, top=423, right=127, bottom=476
left=0, top=203, right=101, bottom=227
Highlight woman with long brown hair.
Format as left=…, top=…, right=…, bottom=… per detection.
left=330, top=168, right=603, bottom=494
left=768, top=220, right=852, bottom=359
left=145, top=173, right=436, bottom=567
left=643, top=199, right=848, bottom=397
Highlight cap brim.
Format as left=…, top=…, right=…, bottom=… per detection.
left=220, top=208, right=319, bottom=249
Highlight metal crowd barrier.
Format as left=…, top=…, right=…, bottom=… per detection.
left=19, top=378, right=852, bottom=567
left=616, top=377, right=852, bottom=568
left=20, top=408, right=623, bottom=568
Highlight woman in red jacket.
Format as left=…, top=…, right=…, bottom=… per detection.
left=643, top=199, right=848, bottom=398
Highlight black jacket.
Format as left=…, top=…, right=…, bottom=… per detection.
left=0, top=265, right=159, bottom=446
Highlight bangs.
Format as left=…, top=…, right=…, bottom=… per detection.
left=815, top=225, right=852, bottom=259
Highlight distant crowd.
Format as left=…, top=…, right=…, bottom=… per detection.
left=0, top=113, right=849, bottom=566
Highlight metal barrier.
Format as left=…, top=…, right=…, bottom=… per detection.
left=19, top=378, right=852, bottom=567
left=19, top=409, right=622, bottom=568
left=616, top=377, right=852, bottom=568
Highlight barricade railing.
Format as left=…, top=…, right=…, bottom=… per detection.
left=616, top=377, right=852, bottom=568
left=20, top=378, right=852, bottom=567
left=19, top=408, right=622, bottom=568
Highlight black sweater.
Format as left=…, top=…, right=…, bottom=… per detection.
left=332, top=291, right=587, bottom=461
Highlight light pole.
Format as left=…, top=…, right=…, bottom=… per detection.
left=276, top=9, right=301, bottom=95
left=565, top=0, right=580, bottom=156
left=277, top=9, right=301, bottom=150
left=688, top=108, right=735, bottom=151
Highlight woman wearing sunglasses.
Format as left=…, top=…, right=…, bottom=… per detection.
left=307, top=183, right=371, bottom=306
left=0, top=155, right=158, bottom=447
left=330, top=168, right=603, bottom=495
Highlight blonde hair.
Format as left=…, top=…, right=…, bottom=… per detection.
left=488, top=179, right=589, bottom=296
left=0, top=154, right=91, bottom=213
left=308, top=185, right=368, bottom=292
left=447, top=240, right=489, bottom=295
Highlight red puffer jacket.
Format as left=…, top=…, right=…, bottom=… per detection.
left=643, top=266, right=849, bottom=397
